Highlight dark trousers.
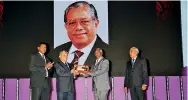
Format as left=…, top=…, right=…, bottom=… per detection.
left=31, top=87, right=50, bottom=100
left=130, top=86, right=145, bottom=100
left=57, top=91, right=74, bottom=100
left=31, top=79, right=50, bottom=100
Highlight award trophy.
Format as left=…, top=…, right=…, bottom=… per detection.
left=74, top=64, right=90, bottom=74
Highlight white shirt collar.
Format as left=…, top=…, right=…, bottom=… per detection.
left=69, top=35, right=97, bottom=54
left=97, top=56, right=103, bottom=62
left=60, top=60, right=66, bottom=63
left=67, top=35, right=97, bottom=65
left=38, top=52, right=44, bottom=56
left=132, top=56, right=137, bottom=60
left=60, top=60, right=69, bottom=68
left=61, top=60, right=67, bottom=64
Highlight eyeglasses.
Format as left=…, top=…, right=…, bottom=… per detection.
left=66, top=19, right=94, bottom=28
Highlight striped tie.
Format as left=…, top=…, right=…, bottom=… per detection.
left=71, top=50, right=84, bottom=64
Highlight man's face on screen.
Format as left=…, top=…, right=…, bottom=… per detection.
left=37, top=44, right=46, bottom=54
left=65, top=5, right=99, bottom=49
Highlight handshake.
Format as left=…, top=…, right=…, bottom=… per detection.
left=71, top=65, right=91, bottom=76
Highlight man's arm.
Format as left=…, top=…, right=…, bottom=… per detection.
left=29, top=55, right=45, bottom=72
left=54, top=63, right=72, bottom=77
left=90, top=60, right=109, bottom=77
left=124, top=62, right=129, bottom=87
left=142, top=59, right=148, bottom=86
left=45, top=57, right=54, bottom=77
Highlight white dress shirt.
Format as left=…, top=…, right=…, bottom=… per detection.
left=61, top=61, right=69, bottom=69
left=131, top=56, right=137, bottom=68
left=67, top=35, right=97, bottom=65
left=95, top=56, right=103, bottom=65
left=39, top=52, right=46, bottom=63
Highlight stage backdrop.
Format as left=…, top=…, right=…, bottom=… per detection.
left=54, top=1, right=109, bottom=48
left=0, top=1, right=183, bottom=77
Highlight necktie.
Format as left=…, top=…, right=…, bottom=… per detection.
left=71, top=50, right=84, bottom=64
left=42, top=55, right=46, bottom=63
left=65, top=62, right=69, bottom=69
left=95, top=59, right=98, bottom=65
left=42, top=55, right=48, bottom=77
left=132, top=59, right=135, bottom=65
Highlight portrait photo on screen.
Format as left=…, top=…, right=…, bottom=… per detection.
left=54, top=1, right=109, bottom=48
left=49, top=1, right=110, bottom=68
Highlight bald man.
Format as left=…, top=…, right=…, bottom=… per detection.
left=83, top=48, right=110, bottom=100
left=124, top=47, right=148, bottom=100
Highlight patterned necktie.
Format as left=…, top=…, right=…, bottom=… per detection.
left=71, top=50, right=84, bottom=64
left=42, top=54, right=48, bottom=77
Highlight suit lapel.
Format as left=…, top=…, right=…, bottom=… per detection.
left=94, top=57, right=104, bottom=70
left=63, top=42, right=72, bottom=52
left=37, top=53, right=46, bottom=64
left=59, top=62, right=69, bottom=72
left=84, top=45, right=96, bottom=65
left=67, top=63, right=72, bottom=70
left=132, top=57, right=139, bottom=69
left=127, top=60, right=132, bottom=70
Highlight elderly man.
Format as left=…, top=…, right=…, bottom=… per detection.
left=124, top=47, right=148, bottom=100
left=54, top=50, right=79, bottom=100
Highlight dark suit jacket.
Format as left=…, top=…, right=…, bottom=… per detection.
left=124, top=57, right=148, bottom=88
left=48, top=35, right=109, bottom=66
left=29, top=52, right=52, bottom=89
left=54, top=61, right=74, bottom=92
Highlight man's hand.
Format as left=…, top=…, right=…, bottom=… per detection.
left=74, top=64, right=77, bottom=69
left=71, top=69, right=75, bottom=74
left=79, top=71, right=91, bottom=78
left=75, top=70, right=79, bottom=75
left=82, top=71, right=91, bottom=75
left=45, top=62, right=54, bottom=69
left=141, top=84, right=147, bottom=90
left=124, top=87, right=128, bottom=93
left=71, top=69, right=79, bottom=76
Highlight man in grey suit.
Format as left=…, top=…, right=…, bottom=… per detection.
left=29, top=42, right=54, bottom=100
left=54, top=50, right=79, bottom=100
left=124, top=47, right=148, bottom=100
left=83, top=48, right=110, bottom=100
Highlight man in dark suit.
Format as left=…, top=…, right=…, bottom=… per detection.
left=29, top=42, right=54, bottom=100
left=124, top=47, right=148, bottom=100
left=54, top=50, right=78, bottom=100
left=48, top=1, right=109, bottom=67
